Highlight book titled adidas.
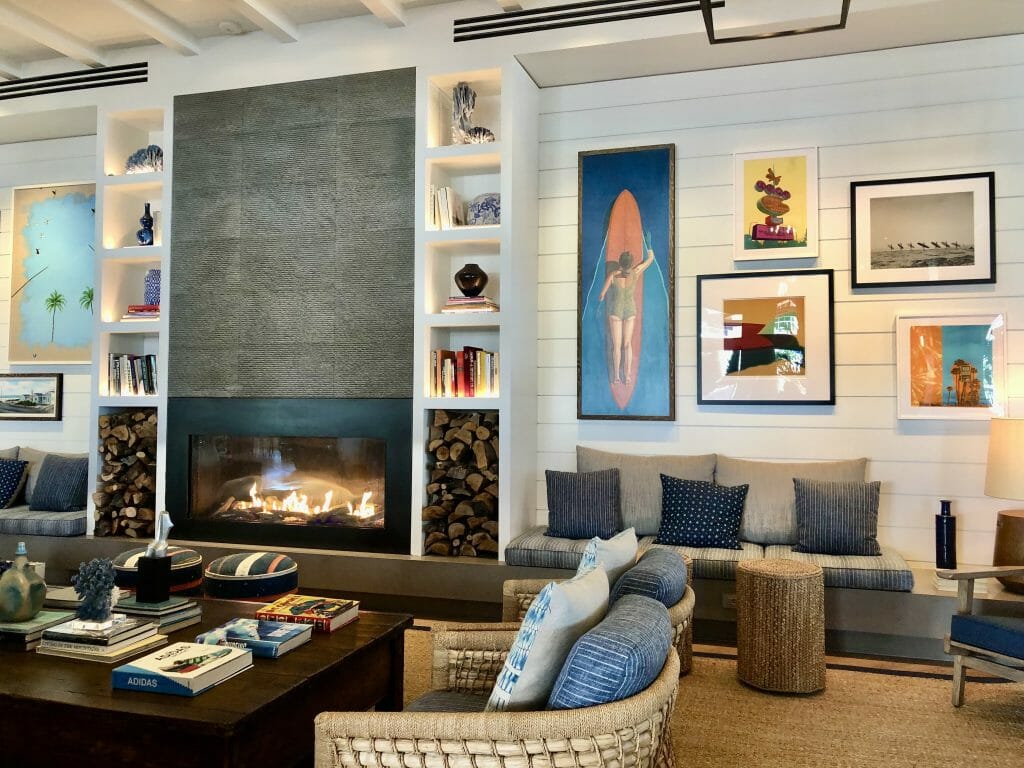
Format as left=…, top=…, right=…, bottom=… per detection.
left=196, top=617, right=313, bottom=658
left=255, top=594, right=359, bottom=633
left=112, top=641, right=252, bottom=697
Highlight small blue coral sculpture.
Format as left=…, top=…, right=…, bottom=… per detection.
left=73, top=558, right=117, bottom=622
left=467, top=192, right=500, bottom=226
left=125, top=144, right=164, bottom=175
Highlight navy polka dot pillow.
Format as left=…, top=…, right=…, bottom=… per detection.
left=656, top=474, right=748, bottom=550
left=0, top=459, right=29, bottom=508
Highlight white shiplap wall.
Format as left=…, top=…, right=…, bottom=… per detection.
left=0, top=136, right=95, bottom=453
left=535, top=35, right=1024, bottom=565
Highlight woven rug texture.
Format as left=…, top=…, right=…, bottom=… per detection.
left=402, top=625, right=1024, bottom=768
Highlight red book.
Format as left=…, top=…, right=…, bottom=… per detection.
left=254, top=595, right=359, bottom=633
left=127, top=304, right=160, bottom=312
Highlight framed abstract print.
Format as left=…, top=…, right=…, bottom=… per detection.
left=0, top=373, right=63, bottom=421
left=895, top=312, right=1006, bottom=420
left=577, top=144, right=675, bottom=421
left=697, top=269, right=834, bottom=405
left=851, top=172, right=995, bottom=288
left=734, top=147, right=818, bottom=261
left=8, top=183, right=96, bottom=364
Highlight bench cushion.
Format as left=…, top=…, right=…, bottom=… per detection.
left=950, top=614, right=1024, bottom=660
left=643, top=538, right=765, bottom=580
left=0, top=505, right=87, bottom=536
left=505, top=526, right=592, bottom=570
left=577, top=447, right=716, bottom=536
left=765, top=544, right=914, bottom=591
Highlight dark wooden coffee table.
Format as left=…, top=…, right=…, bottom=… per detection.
left=0, top=598, right=413, bottom=768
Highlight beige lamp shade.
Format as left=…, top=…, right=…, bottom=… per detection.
left=984, top=418, right=1024, bottom=500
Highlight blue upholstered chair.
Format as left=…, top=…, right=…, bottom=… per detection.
left=937, top=565, right=1024, bottom=707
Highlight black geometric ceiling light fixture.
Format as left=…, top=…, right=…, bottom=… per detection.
left=454, top=0, right=723, bottom=42
left=699, top=0, right=850, bottom=44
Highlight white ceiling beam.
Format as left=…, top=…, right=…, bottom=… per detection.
left=0, top=55, right=21, bottom=80
left=0, top=1, right=108, bottom=67
left=360, top=0, right=406, bottom=28
left=105, top=0, right=201, bottom=56
left=496, top=0, right=523, bottom=10
left=228, top=0, right=300, bottom=43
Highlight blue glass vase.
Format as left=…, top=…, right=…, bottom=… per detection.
left=137, top=202, right=155, bottom=246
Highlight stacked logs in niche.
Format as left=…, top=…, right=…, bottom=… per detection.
left=422, top=410, right=499, bottom=558
left=91, top=409, right=158, bottom=538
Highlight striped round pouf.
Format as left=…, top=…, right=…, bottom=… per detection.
left=113, top=546, right=204, bottom=595
left=203, top=552, right=299, bottom=601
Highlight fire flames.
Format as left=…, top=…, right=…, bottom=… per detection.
left=347, top=490, right=376, bottom=519
left=240, top=483, right=374, bottom=518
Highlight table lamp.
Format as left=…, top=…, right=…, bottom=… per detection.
left=984, top=417, right=1024, bottom=593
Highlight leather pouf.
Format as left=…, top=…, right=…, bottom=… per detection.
left=113, top=546, right=204, bottom=595
left=204, top=552, right=299, bottom=601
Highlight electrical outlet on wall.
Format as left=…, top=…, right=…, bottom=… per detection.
left=722, top=592, right=737, bottom=610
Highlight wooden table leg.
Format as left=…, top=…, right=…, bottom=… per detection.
left=377, top=631, right=406, bottom=711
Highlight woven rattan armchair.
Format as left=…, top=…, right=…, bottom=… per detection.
left=314, top=622, right=680, bottom=768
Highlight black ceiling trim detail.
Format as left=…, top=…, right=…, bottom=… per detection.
left=699, top=0, right=850, bottom=44
left=0, top=62, right=147, bottom=101
left=454, top=0, right=722, bottom=42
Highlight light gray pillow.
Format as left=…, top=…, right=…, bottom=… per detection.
left=577, top=447, right=717, bottom=536
left=18, top=447, right=89, bottom=505
left=576, top=527, right=638, bottom=585
left=715, top=456, right=868, bottom=545
left=0, top=446, right=18, bottom=460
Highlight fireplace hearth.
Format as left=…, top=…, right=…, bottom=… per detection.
left=167, top=398, right=411, bottom=554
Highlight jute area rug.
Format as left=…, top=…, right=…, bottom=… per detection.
left=403, top=625, right=1024, bottom=768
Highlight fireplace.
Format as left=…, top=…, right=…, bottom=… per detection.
left=167, top=398, right=411, bottom=553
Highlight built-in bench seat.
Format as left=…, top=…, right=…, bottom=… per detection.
left=0, top=507, right=87, bottom=537
left=0, top=447, right=88, bottom=537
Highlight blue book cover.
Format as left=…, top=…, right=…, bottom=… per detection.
left=195, top=617, right=312, bottom=658
left=111, top=641, right=252, bottom=696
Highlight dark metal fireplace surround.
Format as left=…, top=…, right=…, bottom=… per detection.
left=167, top=399, right=411, bottom=553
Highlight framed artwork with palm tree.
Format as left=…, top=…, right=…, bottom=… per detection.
left=8, top=183, right=96, bottom=364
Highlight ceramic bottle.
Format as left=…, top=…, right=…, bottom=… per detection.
left=0, top=542, right=46, bottom=622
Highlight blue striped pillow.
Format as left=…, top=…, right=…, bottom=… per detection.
left=547, top=594, right=671, bottom=709
left=793, top=478, right=882, bottom=556
left=544, top=468, right=621, bottom=539
left=610, top=547, right=686, bottom=607
left=0, top=459, right=29, bottom=509
left=29, top=455, right=88, bottom=512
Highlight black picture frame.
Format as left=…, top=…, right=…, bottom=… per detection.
left=0, top=373, right=63, bottom=421
left=850, top=172, right=995, bottom=289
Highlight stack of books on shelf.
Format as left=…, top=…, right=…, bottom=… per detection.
left=112, top=641, right=253, bottom=697
left=428, top=185, right=464, bottom=230
left=0, top=610, right=74, bottom=651
left=36, top=613, right=167, bottom=663
left=107, top=353, right=158, bottom=396
left=430, top=346, right=499, bottom=398
left=196, top=617, right=313, bottom=658
left=121, top=303, right=160, bottom=320
left=441, top=295, right=499, bottom=313
left=116, top=594, right=203, bottom=633
left=255, top=594, right=359, bottom=633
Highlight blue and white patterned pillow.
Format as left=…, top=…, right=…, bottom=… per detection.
left=793, top=478, right=882, bottom=556
left=0, top=459, right=29, bottom=509
left=486, top=564, right=609, bottom=712
left=656, top=474, right=748, bottom=549
left=29, top=455, right=88, bottom=512
left=577, top=527, right=637, bottom=584
left=544, top=468, right=621, bottom=539
left=547, top=594, right=672, bottom=709
left=610, top=547, right=686, bottom=607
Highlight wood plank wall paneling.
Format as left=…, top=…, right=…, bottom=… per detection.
left=534, top=36, right=1024, bottom=565
left=0, top=136, right=95, bottom=455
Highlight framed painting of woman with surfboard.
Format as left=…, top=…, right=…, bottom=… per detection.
left=578, top=145, right=675, bottom=421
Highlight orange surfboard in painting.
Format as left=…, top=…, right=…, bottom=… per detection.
left=605, top=190, right=644, bottom=410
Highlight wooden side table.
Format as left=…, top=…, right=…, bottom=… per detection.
left=736, top=558, right=825, bottom=693
left=994, top=510, right=1024, bottom=594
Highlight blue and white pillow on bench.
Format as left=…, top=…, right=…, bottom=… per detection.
left=611, top=548, right=686, bottom=607
left=576, top=527, right=638, bottom=584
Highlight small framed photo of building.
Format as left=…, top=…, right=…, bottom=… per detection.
left=0, top=373, right=63, bottom=421
left=895, top=312, right=1006, bottom=420
left=851, top=172, right=995, bottom=288
left=697, top=269, right=834, bottom=405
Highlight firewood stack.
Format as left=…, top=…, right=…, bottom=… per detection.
left=92, top=409, right=158, bottom=538
left=422, top=409, right=499, bottom=558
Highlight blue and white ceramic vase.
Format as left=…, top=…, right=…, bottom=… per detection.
left=0, top=542, right=46, bottom=622
left=144, top=269, right=161, bottom=306
left=467, top=193, right=500, bottom=226
left=136, top=202, right=155, bottom=246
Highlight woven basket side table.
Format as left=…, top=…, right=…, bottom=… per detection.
left=736, top=558, right=825, bottom=693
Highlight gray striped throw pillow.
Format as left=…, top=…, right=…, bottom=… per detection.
left=792, top=478, right=882, bottom=556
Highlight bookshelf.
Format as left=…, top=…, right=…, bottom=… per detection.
left=88, top=106, right=172, bottom=534
left=412, top=63, right=538, bottom=559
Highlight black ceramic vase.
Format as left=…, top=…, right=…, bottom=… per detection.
left=137, top=202, right=154, bottom=246
left=454, top=263, right=488, bottom=298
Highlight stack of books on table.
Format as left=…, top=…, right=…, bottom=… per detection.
left=112, top=641, right=253, bottom=697
left=255, top=594, right=359, bottom=633
left=116, top=595, right=203, bottom=633
left=121, top=303, right=160, bottom=320
left=441, top=296, right=499, bottom=313
left=36, top=614, right=167, bottom=663
left=0, top=610, right=74, bottom=651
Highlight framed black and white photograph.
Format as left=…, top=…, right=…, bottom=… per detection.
left=0, top=373, right=63, bottom=421
left=851, top=172, right=995, bottom=288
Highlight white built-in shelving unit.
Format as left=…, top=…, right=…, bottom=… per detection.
left=87, top=106, right=172, bottom=533
left=411, top=63, right=539, bottom=559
